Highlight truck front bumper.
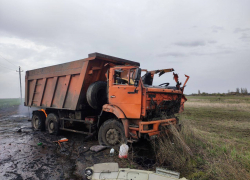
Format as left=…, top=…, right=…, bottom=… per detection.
left=139, top=118, right=177, bottom=137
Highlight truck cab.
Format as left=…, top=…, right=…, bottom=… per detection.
left=98, top=65, right=189, bottom=146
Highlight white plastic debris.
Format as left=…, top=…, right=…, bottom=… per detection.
left=119, top=144, right=129, bottom=158
left=110, top=148, right=114, bottom=156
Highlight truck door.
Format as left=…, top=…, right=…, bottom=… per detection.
left=108, top=67, right=142, bottom=119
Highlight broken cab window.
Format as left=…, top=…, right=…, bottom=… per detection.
left=129, top=68, right=136, bottom=85
left=114, top=69, right=129, bottom=85
left=114, top=69, right=136, bottom=85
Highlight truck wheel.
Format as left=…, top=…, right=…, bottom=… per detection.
left=87, top=81, right=107, bottom=109
left=46, top=113, right=60, bottom=135
left=32, top=111, right=45, bottom=131
left=98, top=119, right=127, bottom=147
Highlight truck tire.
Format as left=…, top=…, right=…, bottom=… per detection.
left=87, top=81, right=107, bottom=109
left=98, top=119, right=127, bottom=147
left=46, top=113, right=60, bottom=135
left=32, top=111, right=45, bottom=131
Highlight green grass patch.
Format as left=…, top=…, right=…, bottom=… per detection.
left=171, top=96, right=250, bottom=179
left=0, top=98, right=21, bottom=109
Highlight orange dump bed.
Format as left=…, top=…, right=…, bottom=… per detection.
left=24, top=53, right=140, bottom=110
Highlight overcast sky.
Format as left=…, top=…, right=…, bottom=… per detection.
left=0, top=0, right=250, bottom=98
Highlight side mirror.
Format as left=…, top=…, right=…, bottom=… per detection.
left=134, top=68, right=141, bottom=87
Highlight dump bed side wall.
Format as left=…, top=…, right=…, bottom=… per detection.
left=25, top=54, right=140, bottom=111
left=25, top=59, right=111, bottom=110
left=25, top=59, right=87, bottom=110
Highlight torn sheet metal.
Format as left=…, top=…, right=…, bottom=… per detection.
left=85, top=163, right=187, bottom=180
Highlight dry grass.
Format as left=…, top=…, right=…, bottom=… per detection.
left=153, top=95, right=250, bottom=180
left=152, top=125, right=193, bottom=169
left=186, top=102, right=250, bottom=111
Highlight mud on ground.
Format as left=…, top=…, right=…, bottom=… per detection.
left=0, top=105, right=155, bottom=180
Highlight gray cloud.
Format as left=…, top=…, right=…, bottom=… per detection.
left=0, top=0, right=250, bottom=97
left=158, top=50, right=232, bottom=58
left=234, top=28, right=250, bottom=33
left=208, top=40, right=217, bottom=44
left=174, top=40, right=206, bottom=47
left=211, top=26, right=224, bottom=33
left=190, top=50, right=233, bottom=56
left=239, top=33, right=250, bottom=41
left=158, top=52, right=186, bottom=57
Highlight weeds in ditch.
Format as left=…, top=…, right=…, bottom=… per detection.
left=152, top=97, right=250, bottom=180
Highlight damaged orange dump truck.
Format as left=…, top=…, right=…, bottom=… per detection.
left=24, top=53, right=189, bottom=146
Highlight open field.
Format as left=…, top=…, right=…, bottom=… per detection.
left=0, top=98, right=21, bottom=109
left=177, top=95, right=250, bottom=180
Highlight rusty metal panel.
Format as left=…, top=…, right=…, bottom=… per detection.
left=27, top=60, right=83, bottom=80
left=41, top=77, right=58, bottom=107
left=51, top=76, right=66, bottom=108
left=60, top=74, right=71, bottom=108
left=64, top=74, right=80, bottom=109
left=28, top=79, right=37, bottom=106
left=32, top=78, right=46, bottom=106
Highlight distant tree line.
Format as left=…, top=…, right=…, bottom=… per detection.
left=193, top=88, right=249, bottom=96
left=229, top=88, right=248, bottom=95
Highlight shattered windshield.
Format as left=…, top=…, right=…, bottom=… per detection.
left=141, top=69, right=180, bottom=89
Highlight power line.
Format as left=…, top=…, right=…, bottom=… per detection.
left=0, top=54, right=17, bottom=67
left=0, top=63, right=16, bottom=71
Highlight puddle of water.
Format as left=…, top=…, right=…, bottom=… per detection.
left=11, top=115, right=27, bottom=118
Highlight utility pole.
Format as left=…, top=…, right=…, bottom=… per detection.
left=16, top=66, right=23, bottom=103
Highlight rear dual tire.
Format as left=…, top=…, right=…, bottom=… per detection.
left=32, top=112, right=60, bottom=135
left=32, top=111, right=46, bottom=131
left=45, top=113, right=60, bottom=135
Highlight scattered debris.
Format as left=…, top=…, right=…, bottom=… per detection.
left=90, top=145, right=107, bottom=152
left=85, top=163, right=187, bottom=180
left=119, top=144, right=129, bottom=158
left=37, top=142, right=43, bottom=146
left=110, top=148, right=114, bottom=156
left=53, top=138, right=68, bottom=148
left=17, top=126, right=33, bottom=132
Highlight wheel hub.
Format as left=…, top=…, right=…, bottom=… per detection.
left=49, top=121, right=54, bottom=130
left=106, top=129, right=119, bottom=145
left=35, top=118, right=39, bottom=127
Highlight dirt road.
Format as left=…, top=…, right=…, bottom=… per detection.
left=0, top=106, right=153, bottom=180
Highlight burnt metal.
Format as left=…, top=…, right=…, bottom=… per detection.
left=148, top=94, right=156, bottom=98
